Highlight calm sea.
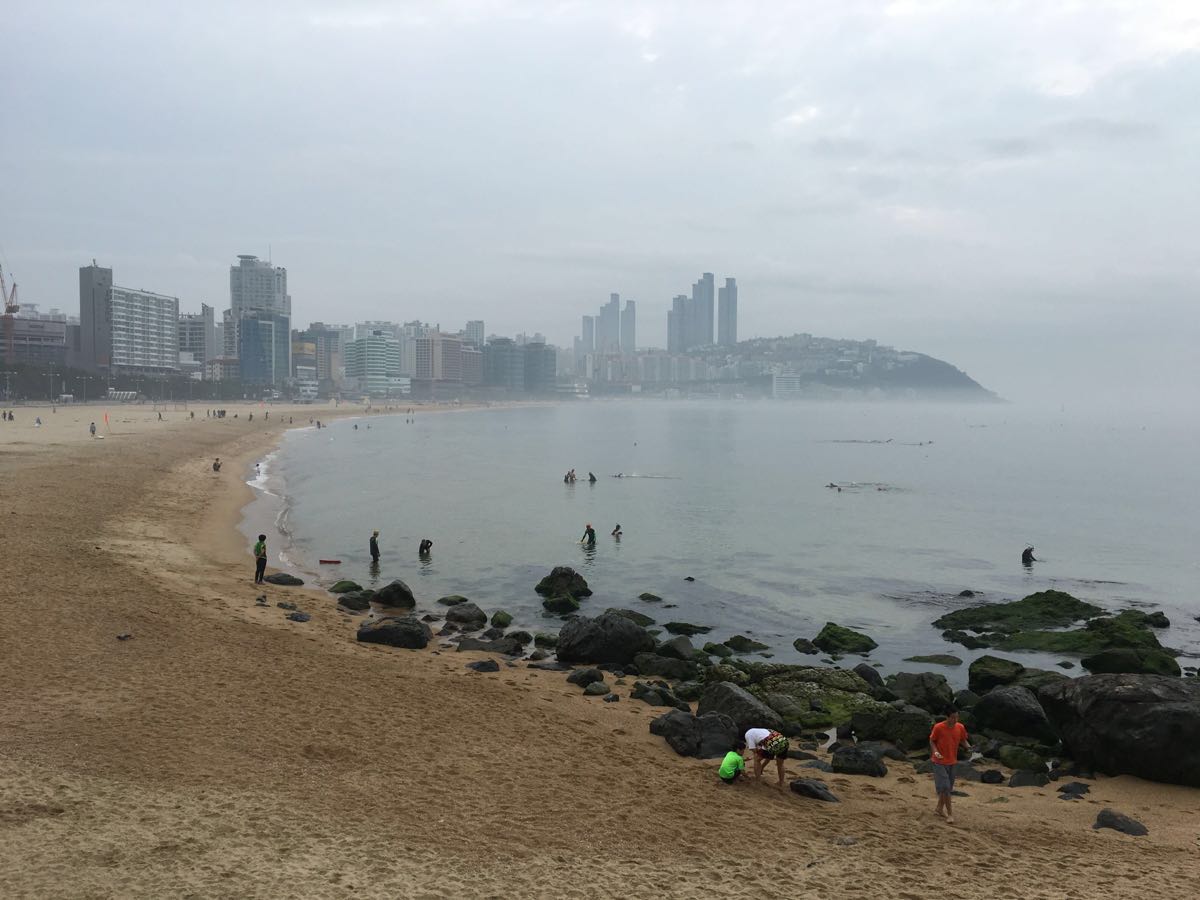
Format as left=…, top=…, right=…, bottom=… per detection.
left=246, top=401, right=1200, bottom=685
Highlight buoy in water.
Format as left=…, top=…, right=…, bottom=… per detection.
left=318, top=559, right=342, bottom=565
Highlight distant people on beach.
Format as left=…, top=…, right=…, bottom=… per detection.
left=580, top=523, right=596, bottom=545
left=157, top=411, right=163, bottom=421
left=930, top=707, right=971, bottom=825
left=718, top=739, right=747, bottom=785
left=745, top=727, right=789, bottom=789
left=370, top=530, right=381, bottom=563
left=89, top=422, right=96, bottom=438
left=611, top=524, right=622, bottom=538
left=253, top=534, right=268, bottom=585
left=1022, top=546, right=1037, bottom=566
left=419, top=538, right=433, bottom=556
left=34, top=416, right=42, bottom=427
left=212, top=457, right=221, bottom=472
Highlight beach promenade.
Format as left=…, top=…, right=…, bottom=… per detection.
left=0, top=403, right=1196, bottom=898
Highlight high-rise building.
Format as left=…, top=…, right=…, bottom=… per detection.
left=718, top=277, right=738, bottom=348
left=178, top=303, right=216, bottom=367
left=598, top=293, right=621, bottom=353
left=580, top=315, right=595, bottom=353
left=483, top=337, right=525, bottom=391
left=461, top=346, right=484, bottom=385
left=523, top=342, right=557, bottom=393
left=621, top=300, right=636, bottom=353
left=465, top=320, right=485, bottom=349
left=689, top=272, right=715, bottom=349
left=237, top=309, right=290, bottom=385
left=298, top=322, right=348, bottom=386
left=414, top=333, right=463, bottom=382
left=79, top=261, right=180, bottom=374
left=344, top=329, right=402, bottom=396
left=667, top=295, right=687, bottom=354
left=226, top=254, right=291, bottom=384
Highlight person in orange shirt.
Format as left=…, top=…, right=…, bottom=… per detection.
left=929, top=708, right=972, bottom=824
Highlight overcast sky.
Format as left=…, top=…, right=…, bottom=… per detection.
left=3, top=0, right=1199, bottom=403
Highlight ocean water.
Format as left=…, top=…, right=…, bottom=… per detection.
left=248, top=401, right=1200, bottom=686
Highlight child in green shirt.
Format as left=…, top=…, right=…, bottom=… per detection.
left=718, top=739, right=747, bottom=784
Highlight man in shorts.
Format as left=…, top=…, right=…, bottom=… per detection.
left=929, top=707, right=971, bottom=824
left=745, top=727, right=789, bottom=789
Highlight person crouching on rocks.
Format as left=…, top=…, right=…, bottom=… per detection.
left=745, top=727, right=789, bottom=789
left=718, top=738, right=747, bottom=785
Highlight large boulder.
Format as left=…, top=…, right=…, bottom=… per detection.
left=535, top=566, right=592, bottom=598
left=935, top=590, right=1102, bottom=632
left=356, top=616, right=431, bottom=649
left=1093, top=809, right=1148, bottom=836
left=968, top=655, right=1026, bottom=693
left=853, top=663, right=884, bottom=688
left=374, top=579, right=416, bottom=610
left=634, top=652, right=699, bottom=681
left=337, top=589, right=374, bottom=611
left=1081, top=648, right=1181, bottom=677
left=996, top=745, right=1047, bottom=772
left=264, top=572, right=304, bottom=586
left=656, top=635, right=697, bottom=661
left=556, top=612, right=655, bottom=665
left=649, top=709, right=739, bottom=758
left=832, top=745, right=888, bottom=777
left=971, top=685, right=1056, bottom=743
left=885, top=672, right=954, bottom=714
left=456, top=637, right=523, bottom=655
left=697, top=682, right=783, bottom=734
left=1038, top=674, right=1200, bottom=787
left=606, top=608, right=656, bottom=628
left=850, top=703, right=933, bottom=751
left=444, top=602, right=488, bottom=630
left=542, top=595, right=580, bottom=614
left=329, top=579, right=362, bottom=594
left=812, top=623, right=878, bottom=655
left=790, top=779, right=839, bottom=802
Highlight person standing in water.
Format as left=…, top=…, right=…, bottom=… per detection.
left=1022, top=546, right=1036, bottom=566
left=253, top=534, right=268, bottom=584
left=370, top=530, right=381, bottom=563
left=419, top=538, right=433, bottom=556
left=580, top=523, right=597, bottom=545
left=611, top=524, right=622, bottom=538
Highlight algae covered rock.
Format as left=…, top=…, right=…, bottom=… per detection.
left=812, top=623, right=878, bottom=655
left=664, top=622, right=712, bottom=637
left=703, top=642, right=734, bottom=659
left=904, top=654, right=963, bottom=666
left=606, top=608, right=656, bottom=628
left=934, top=590, right=1102, bottom=633
left=542, top=595, right=581, bottom=614
left=1081, top=648, right=1181, bottom=677
left=968, top=655, right=1026, bottom=693
left=329, top=579, right=362, bottom=594
left=490, top=610, right=513, bottom=629
left=724, top=635, right=769, bottom=653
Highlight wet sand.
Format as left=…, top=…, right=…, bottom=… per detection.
left=1, top=403, right=1198, bottom=898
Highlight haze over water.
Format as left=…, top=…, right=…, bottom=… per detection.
left=261, top=402, right=1200, bottom=685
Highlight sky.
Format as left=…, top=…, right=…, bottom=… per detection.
left=3, top=0, right=1199, bottom=404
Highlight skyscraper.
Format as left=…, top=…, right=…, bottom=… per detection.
left=465, top=320, right=485, bottom=349
left=179, top=303, right=216, bottom=365
left=237, top=309, right=290, bottom=385
left=580, top=315, right=595, bottom=353
left=226, top=254, right=291, bottom=384
left=621, top=300, right=636, bottom=353
left=717, top=277, right=738, bottom=348
left=598, top=293, right=621, bottom=353
left=690, top=272, right=715, bottom=348
left=667, top=295, right=687, bottom=354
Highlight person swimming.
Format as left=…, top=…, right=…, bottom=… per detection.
left=1022, top=546, right=1036, bottom=566
left=419, top=538, right=433, bottom=556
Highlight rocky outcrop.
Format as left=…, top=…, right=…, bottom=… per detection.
left=337, top=590, right=374, bottom=611
left=697, top=682, right=783, bottom=734
left=656, top=635, right=697, bottom=661
left=970, top=685, right=1056, bottom=743
left=724, top=635, right=768, bottom=653
left=356, top=616, right=431, bottom=649
left=850, top=704, right=932, bottom=751
left=1081, top=648, right=1181, bottom=677
left=329, top=580, right=362, bottom=594
left=535, top=567, right=592, bottom=598
left=556, top=612, right=655, bottom=665
left=996, top=745, right=1046, bottom=772
left=444, top=602, right=488, bottom=630
left=812, top=623, right=878, bottom=655
left=884, top=672, right=954, bottom=714
left=649, top=709, right=738, bottom=758
left=832, top=745, right=887, bottom=777
left=606, top=608, right=656, bottom=627
left=1038, top=674, right=1200, bottom=787
left=968, top=655, right=1026, bottom=693
left=374, top=579, right=416, bottom=610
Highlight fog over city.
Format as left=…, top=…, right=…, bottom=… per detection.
left=4, top=0, right=1199, bottom=404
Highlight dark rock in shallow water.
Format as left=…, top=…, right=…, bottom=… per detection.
left=791, top=779, right=839, bottom=802
left=542, top=594, right=581, bottom=614
left=853, top=663, right=884, bottom=688
left=968, top=655, right=1026, bottom=693
left=329, top=580, right=362, bottom=594
left=606, top=607, right=656, bottom=627
left=633, top=652, right=697, bottom=681
left=1009, top=770, right=1050, bottom=788
left=374, top=579, right=416, bottom=609
left=813, top=622, right=878, bottom=655
left=832, top=746, right=888, bottom=777
left=958, top=590, right=976, bottom=598
left=535, top=566, right=592, bottom=599
left=684, top=576, right=695, bottom=582
left=904, top=654, right=963, bottom=666
left=337, top=590, right=374, bottom=611
left=935, top=589, right=1102, bottom=633
left=793, top=638, right=819, bottom=655
left=583, top=681, right=610, bottom=696
left=1057, top=661, right=1075, bottom=669
left=703, top=642, right=734, bottom=659
left=455, top=637, right=524, bottom=655
left=1081, top=647, right=1181, bottom=677
left=1093, top=809, right=1147, bottom=836
left=557, top=613, right=655, bottom=665
left=639, top=592, right=663, bottom=603
left=656, top=635, right=697, bottom=660
left=490, top=610, right=513, bottom=628
left=1039, top=674, right=1200, bottom=787
left=980, top=769, right=1004, bottom=784
left=664, top=621, right=712, bottom=636
left=265, top=573, right=304, bottom=586
left=724, top=635, right=769, bottom=653
left=697, top=682, right=783, bottom=734
left=357, top=616, right=431, bottom=650
left=437, top=595, right=469, bottom=606
left=885, top=672, right=954, bottom=714
left=566, top=667, right=605, bottom=688
left=466, top=659, right=500, bottom=673
left=444, top=602, right=488, bottom=630
left=971, top=685, right=1057, bottom=743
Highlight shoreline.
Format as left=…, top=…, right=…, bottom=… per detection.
left=2, top=404, right=1198, bottom=898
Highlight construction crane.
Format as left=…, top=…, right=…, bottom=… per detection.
left=1, top=263, right=19, bottom=364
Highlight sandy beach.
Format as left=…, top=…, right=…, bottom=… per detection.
left=1, top=402, right=1198, bottom=899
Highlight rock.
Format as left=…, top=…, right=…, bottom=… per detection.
left=490, top=610, right=513, bottom=628
left=703, top=642, right=734, bottom=658
left=856, top=740, right=909, bottom=762
left=1081, top=648, right=1181, bottom=677
left=444, top=602, right=487, bottom=630
left=903, top=654, right=963, bottom=666
left=1144, top=611, right=1170, bottom=628
left=853, top=663, right=884, bottom=688
left=633, top=652, right=697, bottom=681
left=481, top=627, right=506, bottom=641
left=663, top=622, right=712, bottom=636
left=337, top=590, right=374, bottom=611
left=980, top=769, right=1004, bottom=784
left=286, top=612, right=310, bottom=622
left=542, top=594, right=581, bottom=614
left=604, top=693, right=619, bottom=702
left=1014, top=668, right=1071, bottom=693
left=566, top=667, right=605, bottom=687
left=557, top=613, right=656, bottom=665
left=813, top=622, right=878, bottom=655
left=356, top=616, right=432, bottom=650
left=790, top=779, right=839, bottom=802
left=850, top=704, right=933, bottom=751
left=675, top=681, right=704, bottom=702
left=466, top=659, right=500, bottom=673
left=437, top=594, right=469, bottom=606
left=953, top=689, right=981, bottom=709
left=802, top=759, right=834, bottom=773
left=529, top=649, right=548, bottom=661
left=971, top=685, right=1057, bottom=743
left=997, top=745, right=1046, bottom=772
left=639, top=592, right=663, bottom=602
left=913, top=760, right=981, bottom=781
left=935, top=589, right=1103, bottom=633
left=793, top=638, right=818, bottom=655
left=535, top=566, right=592, bottom=598
left=583, top=681, right=610, bottom=696
left=1008, top=770, right=1050, bottom=788
left=329, top=580, right=362, bottom=593
left=684, top=576, right=695, bottom=582
left=606, top=608, right=656, bottom=627
left=657, top=635, right=697, bottom=660
left=1039, top=674, right=1200, bottom=787
left=968, top=655, right=1027, bottom=693
left=374, top=579, right=416, bottom=609
left=276, top=601, right=298, bottom=611
left=455, top=637, right=524, bottom=655
left=885, top=672, right=954, bottom=714
left=697, top=682, right=783, bottom=734
left=1057, top=661, right=1075, bottom=669
left=265, top=573, right=304, bottom=586
left=534, top=632, right=559, bottom=648
left=632, top=680, right=686, bottom=709
left=650, top=709, right=738, bottom=758
left=832, top=746, right=888, bottom=777
left=958, top=590, right=976, bottom=598
left=1057, top=781, right=1090, bottom=796
left=724, top=635, right=769, bottom=653
left=1093, top=809, right=1147, bottom=836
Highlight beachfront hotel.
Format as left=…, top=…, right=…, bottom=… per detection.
left=79, top=262, right=181, bottom=375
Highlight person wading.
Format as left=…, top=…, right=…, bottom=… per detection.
left=370, top=530, right=381, bottom=564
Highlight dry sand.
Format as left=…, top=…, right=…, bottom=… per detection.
left=1, top=402, right=1198, bottom=899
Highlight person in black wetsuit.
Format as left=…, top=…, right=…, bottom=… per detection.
left=588, top=472, right=597, bottom=483
left=1022, top=546, right=1036, bottom=566
left=370, top=530, right=380, bottom=563
left=419, top=538, right=433, bottom=556
left=580, top=524, right=596, bottom=545
left=611, top=524, right=622, bottom=537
